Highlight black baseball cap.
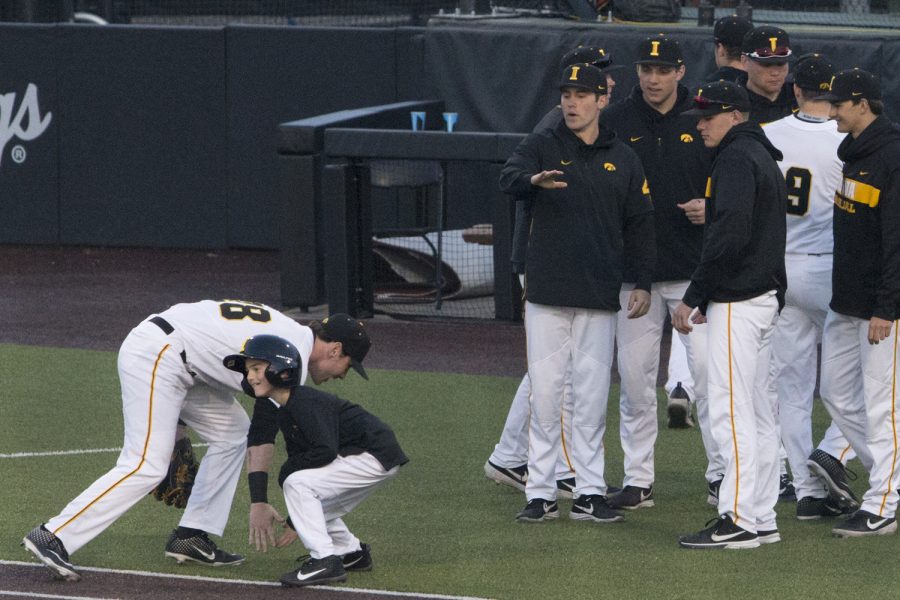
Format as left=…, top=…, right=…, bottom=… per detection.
left=560, top=46, right=624, bottom=73
left=682, top=80, right=751, bottom=116
left=787, top=53, right=834, bottom=92
left=714, top=15, right=753, bottom=48
left=821, top=68, right=882, bottom=103
left=742, top=25, right=792, bottom=64
left=320, top=313, right=371, bottom=379
left=559, top=63, right=608, bottom=94
left=635, top=34, right=684, bottom=68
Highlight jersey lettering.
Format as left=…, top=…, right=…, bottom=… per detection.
left=785, top=167, right=812, bottom=216
left=219, top=301, right=272, bottom=323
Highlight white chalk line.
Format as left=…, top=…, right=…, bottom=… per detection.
left=0, top=444, right=209, bottom=459
left=0, top=590, right=118, bottom=600
left=0, top=561, right=493, bottom=600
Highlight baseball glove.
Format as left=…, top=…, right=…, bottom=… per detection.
left=150, top=437, right=199, bottom=509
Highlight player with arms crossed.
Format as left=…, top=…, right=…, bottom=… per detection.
left=23, top=300, right=368, bottom=582
left=762, top=54, right=857, bottom=520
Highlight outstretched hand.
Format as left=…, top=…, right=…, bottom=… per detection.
left=530, top=170, right=567, bottom=189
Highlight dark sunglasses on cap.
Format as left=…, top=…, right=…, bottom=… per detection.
left=692, top=95, right=718, bottom=109
left=747, top=46, right=792, bottom=59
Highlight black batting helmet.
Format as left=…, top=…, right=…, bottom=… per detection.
left=223, top=334, right=301, bottom=388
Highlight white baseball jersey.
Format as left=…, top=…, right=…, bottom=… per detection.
left=45, top=300, right=315, bottom=556
left=158, top=300, right=314, bottom=389
left=763, top=115, right=844, bottom=254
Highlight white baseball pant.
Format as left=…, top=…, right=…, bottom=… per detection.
left=488, top=371, right=575, bottom=480
left=283, top=453, right=399, bottom=559
left=524, top=302, right=616, bottom=499
left=819, top=311, right=900, bottom=518
left=46, top=320, right=248, bottom=554
left=617, top=281, right=720, bottom=487
left=707, top=293, right=780, bottom=533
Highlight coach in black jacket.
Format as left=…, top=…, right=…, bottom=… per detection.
left=500, top=63, right=655, bottom=525
left=674, top=81, right=788, bottom=550
left=817, top=69, right=900, bottom=538
left=599, top=34, right=717, bottom=510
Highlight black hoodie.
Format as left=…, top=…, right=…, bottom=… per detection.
left=601, top=85, right=713, bottom=282
left=683, top=121, right=787, bottom=311
left=735, top=72, right=797, bottom=125
left=831, top=115, right=900, bottom=321
left=500, top=118, right=655, bottom=310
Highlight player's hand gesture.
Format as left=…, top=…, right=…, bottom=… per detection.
left=677, top=198, right=706, bottom=225
left=626, top=289, right=651, bottom=319
left=868, top=317, right=893, bottom=345
left=249, top=502, right=285, bottom=552
left=530, top=170, right=567, bottom=189
left=673, top=301, right=699, bottom=334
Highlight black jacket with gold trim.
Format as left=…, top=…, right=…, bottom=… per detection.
left=499, top=119, right=655, bottom=311
left=601, top=85, right=712, bottom=282
left=832, top=115, right=900, bottom=321
left=683, top=121, right=787, bottom=312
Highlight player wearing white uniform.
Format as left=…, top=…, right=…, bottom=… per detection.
left=23, top=300, right=369, bottom=582
left=500, top=64, right=655, bottom=524
left=762, top=54, right=856, bottom=520
left=674, top=81, right=787, bottom=549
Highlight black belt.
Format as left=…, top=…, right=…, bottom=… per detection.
left=149, top=316, right=188, bottom=365
left=149, top=316, right=174, bottom=334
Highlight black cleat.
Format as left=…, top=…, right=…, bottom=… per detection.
left=341, top=543, right=372, bottom=572
left=779, top=474, right=797, bottom=502
left=832, top=509, right=897, bottom=538
left=667, top=382, right=694, bottom=428
left=608, top=485, right=655, bottom=510
left=22, top=525, right=81, bottom=582
left=516, top=498, right=559, bottom=523
left=807, top=449, right=859, bottom=509
left=678, top=515, right=759, bottom=549
left=707, top=478, right=723, bottom=507
left=570, top=494, right=624, bottom=523
left=164, top=529, right=245, bottom=566
left=281, top=555, right=347, bottom=587
left=556, top=477, right=576, bottom=499
left=484, top=460, right=527, bottom=492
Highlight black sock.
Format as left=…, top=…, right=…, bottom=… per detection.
left=175, top=526, right=204, bottom=539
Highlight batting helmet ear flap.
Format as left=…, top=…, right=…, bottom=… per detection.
left=223, top=335, right=302, bottom=388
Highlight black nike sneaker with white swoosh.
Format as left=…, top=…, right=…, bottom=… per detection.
left=484, top=460, right=528, bottom=491
left=832, top=509, right=898, bottom=538
left=807, top=449, right=860, bottom=509
left=570, top=494, right=624, bottom=523
left=608, top=485, right=654, bottom=510
left=281, top=555, right=347, bottom=587
left=678, top=515, right=760, bottom=549
left=164, top=529, right=245, bottom=566
left=341, top=543, right=372, bottom=571
left=22, top=524, right=81, bottom=581
left=516, top=498, right=559, bottom=522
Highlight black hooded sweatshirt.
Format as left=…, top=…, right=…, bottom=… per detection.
left=500, top=118, right=655, bottom=310
left=683, top=121, right=787, bottom=312
left=735, top=72, right=797, bottom=125
left=601, top=84, right=713, bottom=282
left=831, top=115, right=900, bottom=321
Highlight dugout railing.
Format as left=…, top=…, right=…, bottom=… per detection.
left=279, top=109, right=525, bottom=321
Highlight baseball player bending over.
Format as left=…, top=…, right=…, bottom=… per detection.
left=673, top=81, right=787, bottom=549
left=23, top=301, right=366, bottom=582
left=818, top=69, right=900, bottom=538
left=224, top=334, right=407, bottom=586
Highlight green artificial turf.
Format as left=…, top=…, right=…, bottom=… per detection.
left=1, top=343, right=897, bottom=599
